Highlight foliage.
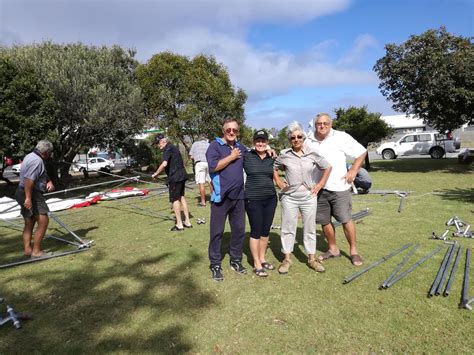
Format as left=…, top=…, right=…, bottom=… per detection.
left=333, top=106, right=393, bottom=169
left=137, top=52, right=247, bottom=152
left=1, top=42, right=146, bottom=177
left=0, top=57, right=58, bottom=157
left=271, top=126, right=290, bottom=152
left=374, top=27, right=474, bottom=132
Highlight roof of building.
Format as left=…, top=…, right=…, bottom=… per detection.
left=381, top=114, right=425, bottom=129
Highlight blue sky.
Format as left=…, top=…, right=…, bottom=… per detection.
left=1, top=0, right=472, bottom=130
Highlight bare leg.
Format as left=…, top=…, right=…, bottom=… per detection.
left=180, top=196, right=191, bottom=226
left=250, top=237, right=262, bottom=269
left=172, top=200, right=183, bottom=228
left=322, top=223, right=340, bottom=254
left=22, top=216, right=35, bottom=256
left=342, top=220, right=358, bottom=256
left=31, top=214, right=49, bottom=256
left=198, top=183, right=206, bottom=205
left=259, top=236, right=269, bottom=264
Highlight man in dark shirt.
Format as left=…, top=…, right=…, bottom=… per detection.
left=14, top=140, right=55, bottom=258
left=152, top=134, right=191, bottom=231
left=206, top=118, right=248, bottom=281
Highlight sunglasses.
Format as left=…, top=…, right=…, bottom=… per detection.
left=316, top=122, right=330, bottom=127
left=224, top=128, right=239, bottom=134
left=290, top=135, right=304, bottom=141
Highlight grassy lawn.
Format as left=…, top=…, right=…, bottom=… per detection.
left=0, top=158, right=472, bottom=353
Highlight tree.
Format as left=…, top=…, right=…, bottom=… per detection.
left=333, top=106, right=393, bottom=169
left=1, top=42, right=146, bottom=178
left=0, top=57, right=58, bottom=184
left=374, top=27, right=473, bottom=133
left=137, top=52, right=247, bottom=152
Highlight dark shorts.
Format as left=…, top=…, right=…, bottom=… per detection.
left=316, top=189, right=352, bottom=225
left=14, top=188, right=49, bottom=218
left=245, top=195, right=277, bottom=239
left=168, top=180, right=186, bottom=202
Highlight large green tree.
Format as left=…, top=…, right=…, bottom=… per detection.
left=333, top=106, right=393, bottom=169
left=137, top=52, right=247, bottom=152
left=1, top=42, right=146, bottom=178
left=374, top=27, right=473, bottom=133
left=0, top=57, right=58, bottom=183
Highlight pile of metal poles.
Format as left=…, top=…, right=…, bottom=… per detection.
left=333, top=208, right=370, bottom=228
left=431, top=215, right=472, bottom=240
left=0, top=298, right=32, bottom=329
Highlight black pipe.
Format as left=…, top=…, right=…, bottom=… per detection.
left=443, top=245, right=463, bottom=297
left=459, top=248, right=472, bottom=309
left=385, top=245, right=445, bottom=289
left=428, top=243, right=455, bottom=297
left=435, top=243, right=457, bottom=295
left=343, top=243, right=412, bottom=284
left=380, top=244, right=419, bottom=289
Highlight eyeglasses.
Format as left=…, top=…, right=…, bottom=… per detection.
left=290, top=135, right=304, bottom=141
left=224, top=128, right=239, bottom=134
left=316, top=122, right=330, bottom=127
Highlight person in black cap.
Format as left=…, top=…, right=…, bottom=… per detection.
left=152, top=134, right=192, bottom=231
left=243, top=129, right=278, bottom=277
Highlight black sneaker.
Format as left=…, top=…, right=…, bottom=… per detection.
left=230, top=260, right=247, bottom=274
left=210, top=265, right=223, bottom=282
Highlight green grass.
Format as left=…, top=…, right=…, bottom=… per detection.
left=0, top=158, right=473, bottom=353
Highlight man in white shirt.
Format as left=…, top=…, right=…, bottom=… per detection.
left=306, top=113, right=367, bottom=266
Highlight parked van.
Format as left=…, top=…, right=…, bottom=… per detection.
left=376, top=132, right=456, bottom=159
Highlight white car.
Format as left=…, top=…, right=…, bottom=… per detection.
left=11, top=163, right=21, bottom=175
left=72, top=157, right=114, bottom=173
left=376, top=132, right=456, bottom=159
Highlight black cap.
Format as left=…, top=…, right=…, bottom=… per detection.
left=153, top=134, right=165, bottom=144
left=253, top=130, right=268, bottom=141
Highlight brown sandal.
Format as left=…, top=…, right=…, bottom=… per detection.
left=350, top=254, right=363, bottom=266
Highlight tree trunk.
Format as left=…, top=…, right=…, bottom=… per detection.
left=364, top=152, right=371, bottom=170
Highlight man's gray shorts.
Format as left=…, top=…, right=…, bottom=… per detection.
left=15, top=188, right=50, bottom=218
left=316, top=189, right=352, bottom=225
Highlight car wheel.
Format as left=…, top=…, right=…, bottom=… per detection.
left=79, top=167, right=86, bottom=173
left=430, top=147, right=444, bottom=159
left=382, top=149, right=396, bottom=160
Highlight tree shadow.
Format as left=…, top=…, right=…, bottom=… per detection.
left=370, top=158, right=472, bottom=174
left=0, top=250, right=216, bottom=352
left=435, top=187, right=474, bottom=204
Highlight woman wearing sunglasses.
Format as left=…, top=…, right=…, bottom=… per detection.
left=273, top=121, right=332, bottom=275
left=243, top=129, right=278, bottom=277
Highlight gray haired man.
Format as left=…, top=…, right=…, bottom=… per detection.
left=14, top=140, right=55, bottom=258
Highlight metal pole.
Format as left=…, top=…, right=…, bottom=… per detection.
left=385, top=245, right=444, bottom=288
left=435, top=242, right=457, bottom=295
left=343, top=243, right=412, bottom=284
left=459, top=248, right=473, bottom=310
left=380, top=244, right=419, bottom=289
left=44, top=176, right=139, bottom=197
left=428, top=243, right=455, bottom=297
left=0, top=248, right=89, bottom=269
left=443, top=245, right=463, bottom=297
left=48, top=212, right=89, bottom=246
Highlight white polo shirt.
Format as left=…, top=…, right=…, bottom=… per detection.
left=306, top=128, right=366, bottom=192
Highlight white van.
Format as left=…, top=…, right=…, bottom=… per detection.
left=376, top=132, right=456, bottom=159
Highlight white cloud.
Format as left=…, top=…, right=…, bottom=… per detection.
left=337, top=34, right=378, bottom=66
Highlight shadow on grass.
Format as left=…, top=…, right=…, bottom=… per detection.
left=0, top=250, right=216, bottom=353
left=435, top=187, right=474, bottom=204
left=370, top=158, right=472, bottom=174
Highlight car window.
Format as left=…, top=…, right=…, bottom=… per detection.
left=90, top=158, right=96, bottom=163
left=97, top=158, right=105, bottom=162
left=418, top=134, right=431, bottom=142
left=400, top=135, right=416, bottom=143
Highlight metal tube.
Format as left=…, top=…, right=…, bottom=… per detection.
left=48, top=212, right=87, bottom=245
left=428, top=244, right=454, bottom=297
left=44, top=176, right=138, bottom=197
left=385, top=245, right=445, bottom=289
left=343, top=243, right=412, bottom=284
left=0, top=248, right=89, bottom=269
left=380, top=244, right=419, bottom=289
left=443, top=245, right=463, bottom=296
left=435, top=243, right=457, bottom=295
left=459, top=248, right=472, bottom=310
